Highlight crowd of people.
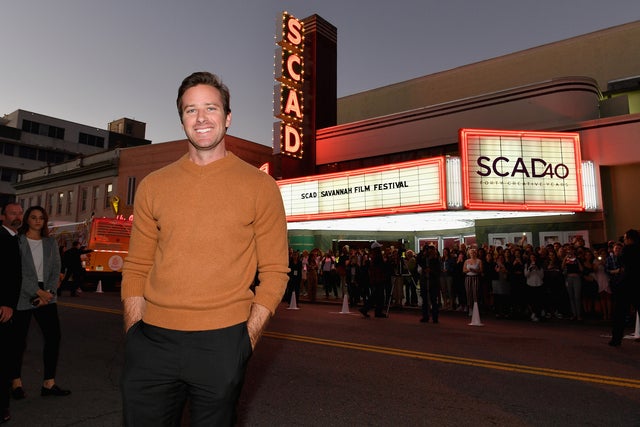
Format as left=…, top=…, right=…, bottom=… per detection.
left=286, top=232, right=640, bottom=337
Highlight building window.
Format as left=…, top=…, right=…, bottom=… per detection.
left=81, top=188, right=88, bottom=212
left=126, top=177, right=136, bottom=206
left=22, top=120, right=40, bottom=134
left=0, top=168, right=14, bottom=182
left=57, top=192, right=64, bottom=215
left=19, top=145, right=38, bottom=160
left=46, top=193, right=53, bottom=215
left=66, top=190, right=73, bottom=215
left=48, top=125, right=65, bottom=139
left=92, top=186, right=99, bottom=211
left=36, top=195, right=42, bottom=207
left=3, top=143, right=15, bottom=156
left=22, top=120, right=65, bottom=139
left=78, top=132, right=105, bottom=148
left=104, top=183, right=113, bottom=209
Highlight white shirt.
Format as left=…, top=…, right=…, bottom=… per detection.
left=27, top=237, right=45, bottom=282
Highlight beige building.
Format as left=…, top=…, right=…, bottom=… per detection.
left=0, top=110, right=150, bottom=206
left=282, top=19, right=640, bottom=251
left=14, top=135, right=273, bottom=224
left=337, top=20, right=640, bottom=124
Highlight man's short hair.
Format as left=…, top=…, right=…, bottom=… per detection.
left=1, top=202, right=20, bottom=216
left=624, top=229, right=640, bottom=243
left=176, top=71, right=231, bottom=122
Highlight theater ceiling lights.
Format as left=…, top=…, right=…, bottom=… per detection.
left=286, top=210, right=574, bottom=233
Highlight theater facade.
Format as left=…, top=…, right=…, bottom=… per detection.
left=273, top=14, right=640, bottom=253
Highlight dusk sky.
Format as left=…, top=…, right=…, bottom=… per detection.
left=2, top=1, right=639, bottom=146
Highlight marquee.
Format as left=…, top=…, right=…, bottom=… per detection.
left=279, top=157, right=446, bottom=221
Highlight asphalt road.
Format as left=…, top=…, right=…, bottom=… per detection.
left=7, top=291, right=640, bottom=426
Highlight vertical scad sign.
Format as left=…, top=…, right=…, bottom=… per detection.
left=274, top=12, right=304, bottom=159
left=460, top=128, right=584, bottom=211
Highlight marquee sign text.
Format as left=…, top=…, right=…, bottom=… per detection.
left=460, top=128, right=584, bottom=211
left=278, top=157, right=446, bottom=221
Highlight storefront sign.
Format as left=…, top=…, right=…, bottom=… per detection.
left=278, top=157, right=446, bottom=221
left=274, top=12, right=304, bottom=159
left=460, top=129, right=584, bottom=211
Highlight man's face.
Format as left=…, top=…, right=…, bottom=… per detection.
left=180, top=84, right=231, bottom=154
left=2, top=204, right=23, bottom=231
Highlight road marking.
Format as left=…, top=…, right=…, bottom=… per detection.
left=264, top=331, right=640, bottom=389
left=59, top=301, right=123, bottom=315
left=61, top=302, right=639, bottom=389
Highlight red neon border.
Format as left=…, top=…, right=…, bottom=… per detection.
left=459, top=128, right=584, bottom=211
left=278, top=157, right=447, bottom=221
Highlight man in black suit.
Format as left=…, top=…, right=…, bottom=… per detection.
left=0, top=203, right=23, bottom=423
left=609, top=229, right=640, bottom=347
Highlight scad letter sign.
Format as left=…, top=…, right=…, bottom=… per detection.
left=274, top=11, right=304, bottom=159
left=460, top=128, right=584, bottom=211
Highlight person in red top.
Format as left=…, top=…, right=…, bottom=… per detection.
left=120, top=72, right=289, bottom=426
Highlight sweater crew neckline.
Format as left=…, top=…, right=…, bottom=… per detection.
left=178, top=151, right=236, bottom=176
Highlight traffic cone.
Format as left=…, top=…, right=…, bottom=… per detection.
left=468, top=302, right=483, bottom=326
left=339, top=293, right=351, bottom=314
left=95, top=280, right=103, bottom=293
left=630, top=311, right=640, bottom=339
left=287, top=292, right=300, bottom=310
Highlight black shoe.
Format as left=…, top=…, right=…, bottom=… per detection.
left=11, top=387, right=25, bottom=400
left=1, top=408, right=10, bottom=424
left=419, top=317, right=428, bottom=323
left=608, top=340, right=621, bottom=347
left=374, top=313, right=387, bottom=318
left=359, top=308, right=370, bottom=318
left=433, top=319, right=439, bottom=324
left=41, top=385, right=71, bottom=397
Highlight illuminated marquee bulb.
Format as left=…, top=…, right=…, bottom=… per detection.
left=274, top=11, right=304, bottom=159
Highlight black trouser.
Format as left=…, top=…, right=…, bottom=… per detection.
left=60, top=268, right=83, bottom=295
left=11, top=304, right=61, bottom=381
left=421, top=278, right=440, bottom=321
left=611, top=289, right=639, bottom=344
left=362, top=281, right=385, bottom=315
left=0, top=321, right=13, bottom=409
left=526, top=285, right=544, bottom=317
left=322, top=271, right=338, bottom=297
left=122, top=321, right=252, bottom=427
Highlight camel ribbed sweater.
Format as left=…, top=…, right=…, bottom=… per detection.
left=121, top=152, right=289, bottom=331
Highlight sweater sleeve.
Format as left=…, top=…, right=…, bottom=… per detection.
left=251, top=173, right=290, bottom=314
left=121, top=179, right=157, bottom=300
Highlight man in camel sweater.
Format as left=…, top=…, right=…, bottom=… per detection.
left=120, top=71, right=289, bottom=426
